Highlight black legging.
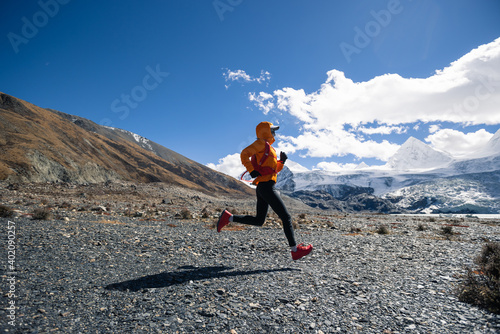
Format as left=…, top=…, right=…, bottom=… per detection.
left=232, top=181, right=296, bottom=247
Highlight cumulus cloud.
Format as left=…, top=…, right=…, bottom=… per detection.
left=275, top=131, right=399, bottom=160
left=223, top=69, right=271, bottom=88
left=248, top=92, right=274, bottom=114
left=250, top=38, right=500, bottom=161
left=429, top=124, right=441, bottom=133
left=356, top=125, right=407, bottom=135
left=425, top=129, right=494, bottom=157
left=206, top=153, right=244, bottom=179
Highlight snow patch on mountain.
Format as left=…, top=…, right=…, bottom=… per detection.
left=355, top=162, right=369, bottom=169
left=112, top=128, right=154, bottom=151
left=286, top=160, right=309, bottom=173
left=131, top=132, right=153, bottom=151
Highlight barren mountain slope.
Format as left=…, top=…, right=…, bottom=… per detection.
left=0, top=92, right=252, bottom=196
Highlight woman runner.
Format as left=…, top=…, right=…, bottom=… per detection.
left=217, top=121, right=313, bottom=260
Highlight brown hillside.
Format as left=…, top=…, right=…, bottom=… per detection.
left=0, top=92, right=252, bottom=196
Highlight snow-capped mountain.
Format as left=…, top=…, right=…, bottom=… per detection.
left=385, top=137, right=453, bottom=170
left=276, top=133, right=500, bottom=213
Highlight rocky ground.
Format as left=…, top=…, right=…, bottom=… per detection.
left=1, top=182, right=500, bottom=333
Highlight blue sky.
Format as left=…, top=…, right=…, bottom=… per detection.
left=1, top=1, right=499, bottom=177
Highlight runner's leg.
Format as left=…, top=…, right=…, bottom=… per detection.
left=256, top=181, right=297, bottom=247
left=232, top=185, right=268, bottom=226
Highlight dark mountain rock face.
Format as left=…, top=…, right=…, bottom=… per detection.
left=285, top=189, right=398, bottom=213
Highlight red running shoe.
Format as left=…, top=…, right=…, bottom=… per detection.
left=291, top=243, right=313, bottom=260
left=217, top=210, right=232, bottom=233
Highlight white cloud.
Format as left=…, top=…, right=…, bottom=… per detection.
left=248, top=92, right=274, bottom=114
left=356, top=125, right=407, bottom=135
left=250, top=38, right=500, bottom=160
left=223, top=69, right=271, bottom=88
left=206, top=153, right=244, bottom=179
left=276, top=129, right=400, bottom=161
left=429, top=124, right=441, bottom=133
left=255, top=71, right=271, bottom=84
left=224, top=69, right=252, bottom=82
left=425, top=129, right=494, bottom=157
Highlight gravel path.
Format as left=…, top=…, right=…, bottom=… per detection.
left=1, top=215, right=499, bottom=333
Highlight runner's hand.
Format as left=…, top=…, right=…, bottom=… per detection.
left=280, top=152, right=288, bottom=163
left=250, top=170, right=261, bottom=178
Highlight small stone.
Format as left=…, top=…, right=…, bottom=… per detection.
left=198, top=309, right=216, bottom=317
left=249, top=302, right=261, bottom=309
left=404, top=317, right=415, bottom=324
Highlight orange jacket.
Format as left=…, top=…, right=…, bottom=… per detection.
left=241, top=122, right=284, bottom=185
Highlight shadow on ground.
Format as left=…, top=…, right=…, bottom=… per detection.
left=105, top=265, right=300, bottom=292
